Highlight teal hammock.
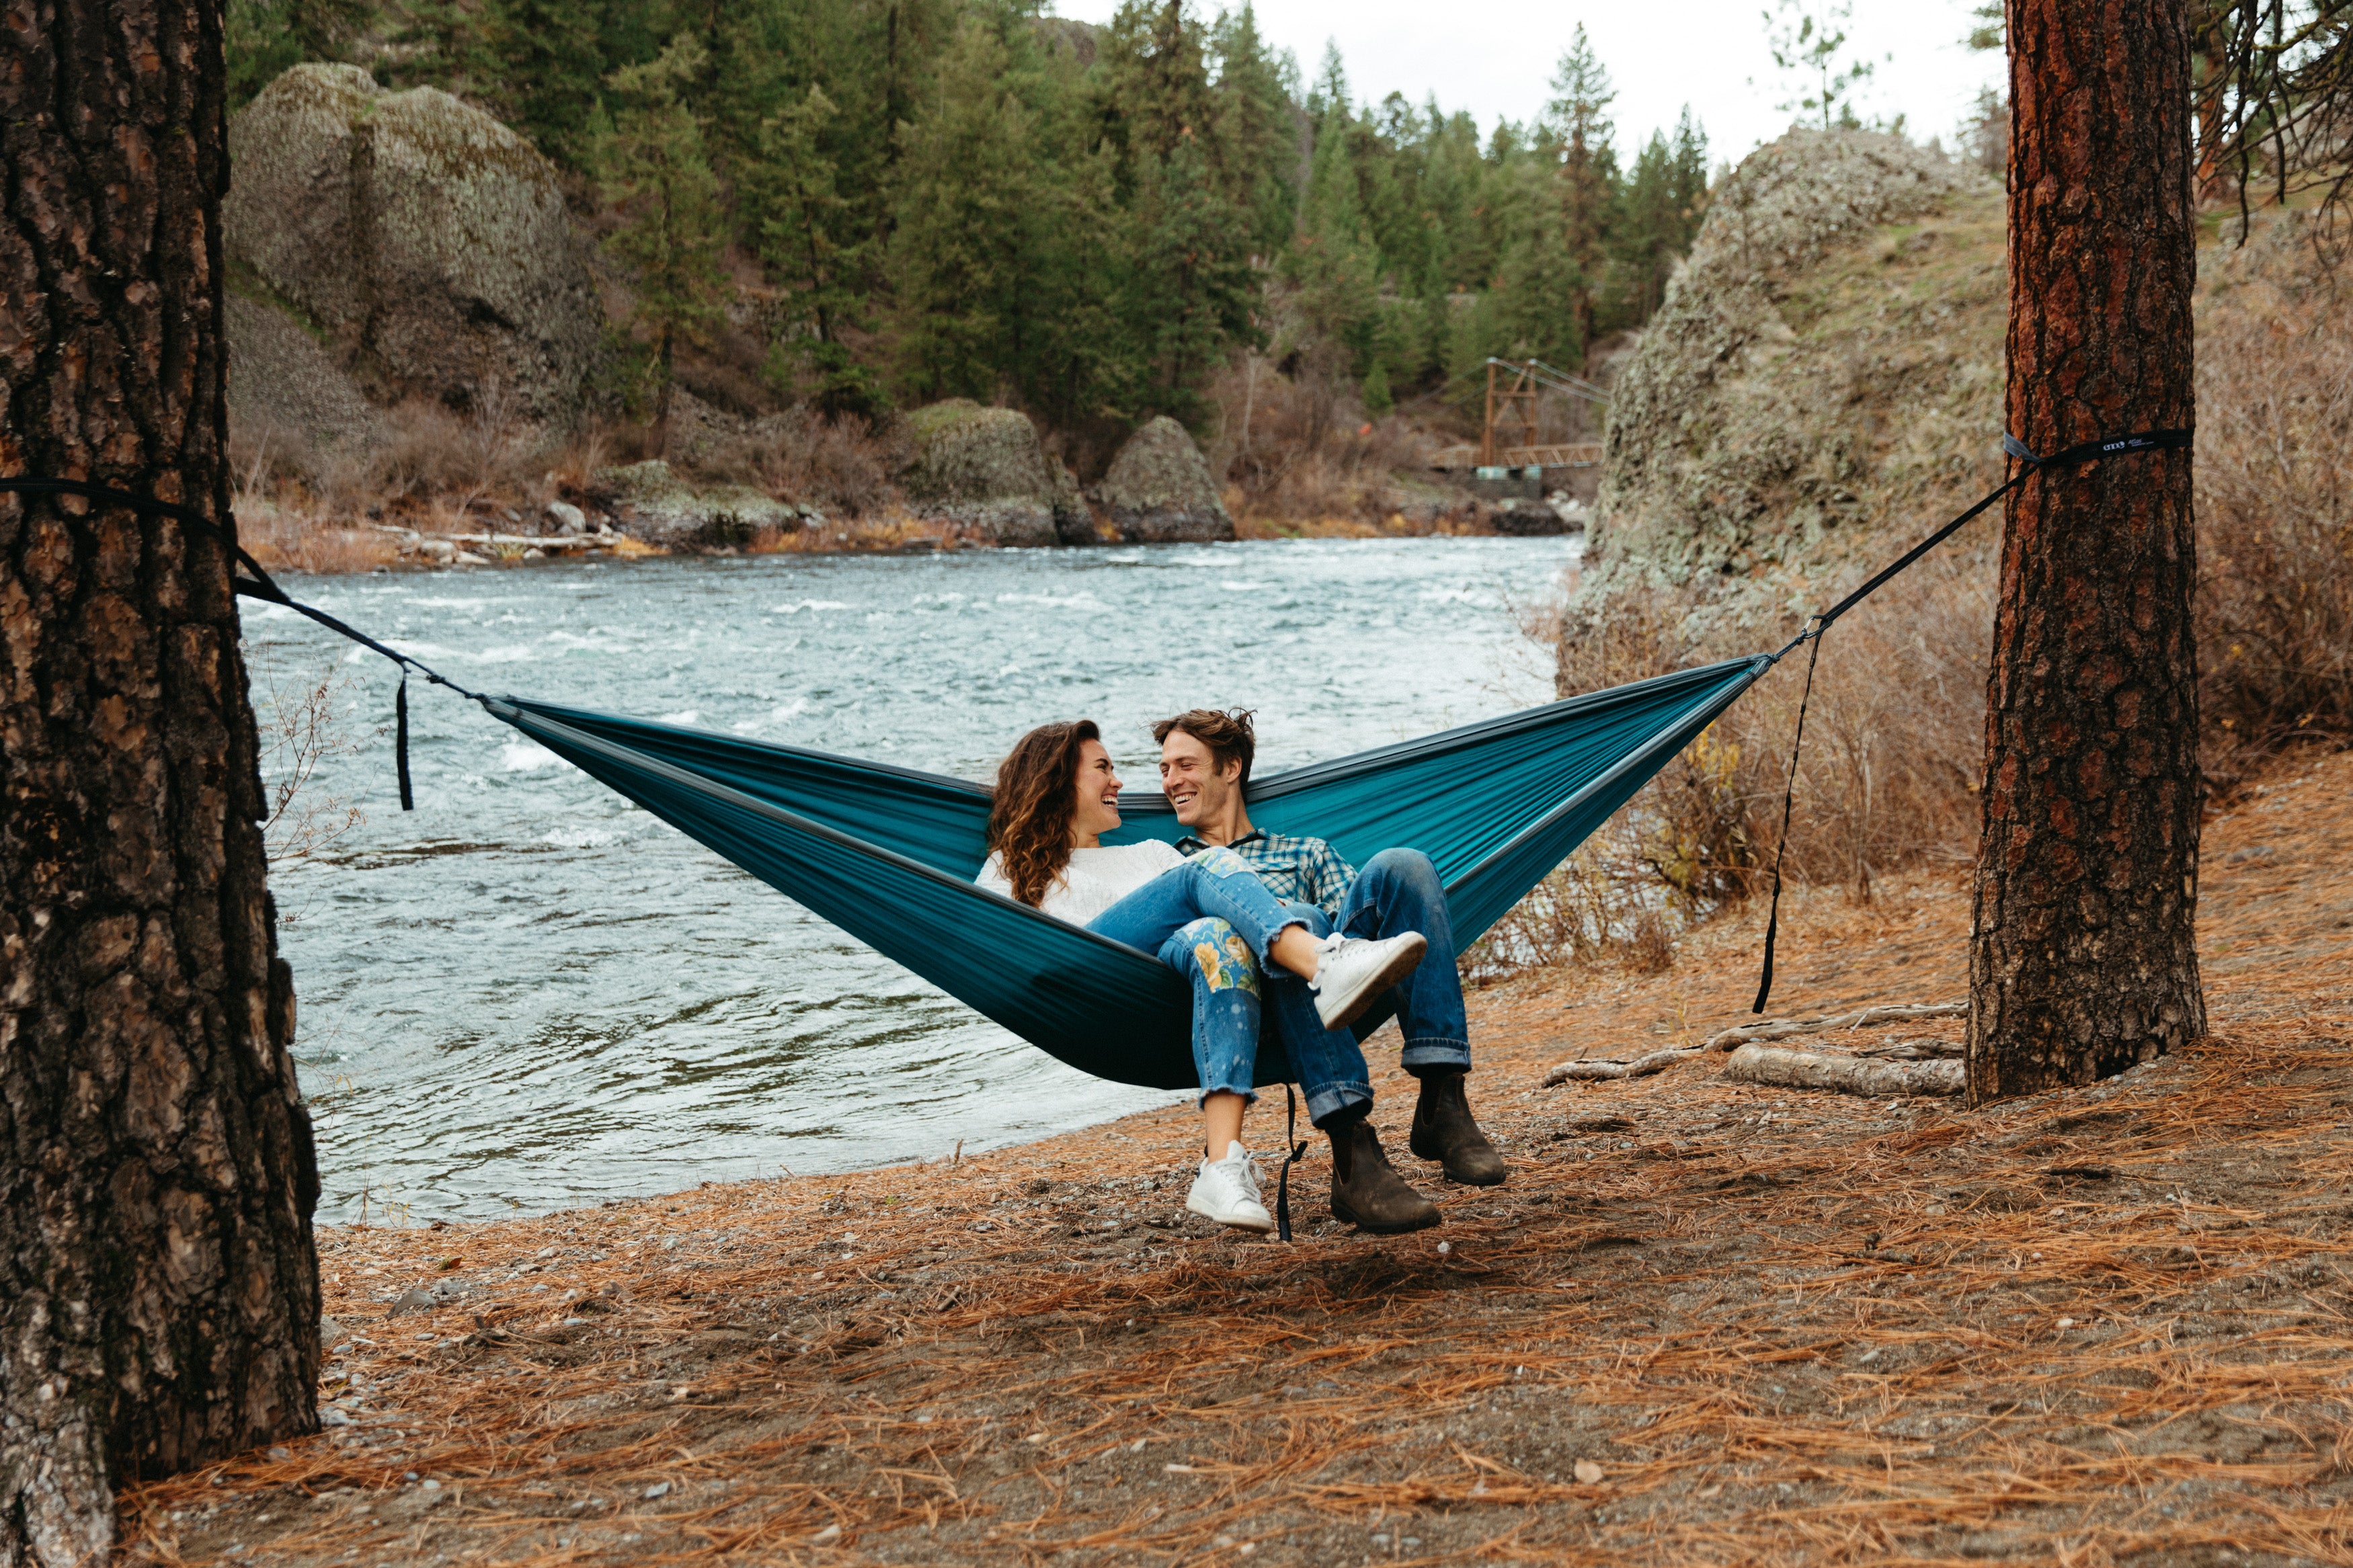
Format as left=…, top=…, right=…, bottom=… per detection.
left=487, top=655, right=1767, bottom=1091
left=0, top=427, right=2192, bottom=1090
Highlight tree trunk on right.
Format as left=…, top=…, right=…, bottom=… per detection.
left=1966, top=0, right=2205, bottom=1104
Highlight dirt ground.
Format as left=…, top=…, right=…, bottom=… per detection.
left=122, top=747, right=2353, bottom=1567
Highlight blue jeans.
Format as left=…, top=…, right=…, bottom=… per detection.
left=1086, top=849, right=1310, bottom=1109
left=1265, top=848, right=1472, bottom=1125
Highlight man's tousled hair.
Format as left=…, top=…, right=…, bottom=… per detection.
left=1152, top=708, right=1256, bottom=790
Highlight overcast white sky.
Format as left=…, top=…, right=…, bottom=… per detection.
left=1049, top=0, right=2004, bottom=165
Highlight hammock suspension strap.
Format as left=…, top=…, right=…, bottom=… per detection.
left=0, top=474, right=489, bottom=811
left=1749, top=425, right=2191, bottom=1012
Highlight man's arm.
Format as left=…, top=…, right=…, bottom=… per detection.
left=1298, top=837, right=1357, bottom=924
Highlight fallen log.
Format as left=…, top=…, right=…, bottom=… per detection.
left=1705, top=1001, right=1966, bottom=1052
left=1853, top=1037, right=1964, bottom=1061
left=370, top=524, right=619, bottom=552
left=1544, top=1046, right=1702, bottom=1085
left=1721, top=1043, right=1963, bottom=1098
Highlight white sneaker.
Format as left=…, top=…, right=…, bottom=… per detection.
left=1185, top=1141, right=1275, bottom=1232
left=1310, top=930, right=1429, bottom=1030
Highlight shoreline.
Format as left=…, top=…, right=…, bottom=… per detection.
left=241, top=507, right=1583, bottom=577
left=121, top=745, right=2353, bottom=1565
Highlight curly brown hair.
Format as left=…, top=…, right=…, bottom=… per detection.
left=986, top=719, right=1100, bottom=907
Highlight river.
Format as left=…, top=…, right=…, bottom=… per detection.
left=242, top=536, right=1578, bottom=1221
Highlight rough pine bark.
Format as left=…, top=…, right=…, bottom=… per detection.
left=0, top=3, right=321, bottom=1562
left=1967, top=0, right=2206, bottom=1104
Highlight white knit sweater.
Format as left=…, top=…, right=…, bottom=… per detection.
left=976, top=840, right=1187, bottom=925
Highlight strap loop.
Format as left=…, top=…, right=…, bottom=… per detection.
left=1274, top=1083, right=1308, bottom=1243
left=1752, top=624, right=1823, bottom=1015
left=396, top=671, right=415, bottom=813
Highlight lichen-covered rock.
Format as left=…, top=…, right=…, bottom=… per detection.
left=1094, top=417, right=1234, bottom=543
left=1049, top=458, right=1096, bottom=544
left=1589, top=130, right=1999, bottom=626
left=225, top=63, right=600, bottom=425
left=1491, top=498, right=1568, bottom=536
left=225, top=294, right=385, bottom=470
left=587, top=460, right=800, bottom=549
left=901, top=401, right=1058, bottom=545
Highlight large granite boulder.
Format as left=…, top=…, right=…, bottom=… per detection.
left=901, top=401, right=1058, bottom=546
left=225, top=63, right=600, bottom=426
left=225, top=294, right=386, bottom=472
left=1094, top=417, right=1234, bottom=542
left=588, top=460, right=803, bottom=549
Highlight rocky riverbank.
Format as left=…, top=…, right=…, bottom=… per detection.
left=238, top=483, right=1579, bottom=575
left=120, top=745, right=2353, bottom=1565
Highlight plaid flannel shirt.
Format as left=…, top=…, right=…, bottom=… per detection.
left=1174, top=829, right=1357, bottom=923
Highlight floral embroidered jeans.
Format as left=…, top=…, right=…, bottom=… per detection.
left=1086, top=848, right=1306, bottom=1108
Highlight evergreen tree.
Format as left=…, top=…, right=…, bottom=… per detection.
left=1208, top=3, right=1302, bottom=251
left=226, top=0, right=370, bottom=109
left=1099, top=0, right=1218, bottom=173
left=594, top=32, right=733, bottom=451
left=1611, top=110, right=1706, bottom=324
left=1543, top=24, right=1620, bottom=357
left=1669, top=106, right=1710, bottom=237
left=370, top=1, right=1720, bottom=452
left=1287, top=102, right=1390, bottom=407
left=1759, top=0, right=1880, bottom=130
left=746, top=85, right=889, bottom=417
left=1305, top=40, right=1349, bottom=121
left=1130, top=128, right=1261, bottom=418
left=477, top=0, right=670, bottom=167
left=885, top=17, right=1060, bottom=402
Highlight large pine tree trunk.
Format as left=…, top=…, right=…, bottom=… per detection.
left=1, top=3, right=321, bottom=1561
left=1967, top=0, right=2206, bottom=1104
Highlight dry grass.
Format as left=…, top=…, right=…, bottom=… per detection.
left=1207, top=353, right=1477, bottom=533
left=234, top=498, right=401, bottom=574
left=723, top=411, right=908, bottom=522
left=116, top=746, right=2353, bottom=1567
left=1713, top=548, right=1999, bottom=894
left=2195, top=220, right=2353, bottom=772
left=1538, top=543, right=1996, bottom=962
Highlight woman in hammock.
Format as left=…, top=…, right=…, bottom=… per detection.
left=978, top=720, right=1427, bottom=1232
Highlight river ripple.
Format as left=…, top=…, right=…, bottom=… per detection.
left=243, top=536, right=1577, bottom=1221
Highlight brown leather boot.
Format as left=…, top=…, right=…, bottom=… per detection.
left=1408, top=1069, right=1508, bottom=1186
left=1326, top=1114, right=1441, bottom=1234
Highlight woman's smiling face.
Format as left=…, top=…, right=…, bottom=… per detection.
left=1069, top=737, right=1123, bottom=845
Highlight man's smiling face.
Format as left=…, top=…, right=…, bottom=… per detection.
left=1159, top=727, right=1240, bottom=830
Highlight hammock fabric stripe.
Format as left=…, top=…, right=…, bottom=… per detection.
left=491, top=655, right=1767, bottom=1091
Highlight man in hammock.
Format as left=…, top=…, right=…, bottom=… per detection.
left=1156, top=708, right=1508, bottom=1217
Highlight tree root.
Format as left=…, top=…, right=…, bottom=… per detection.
left=1543, top=1046, right=1702, bottom=1085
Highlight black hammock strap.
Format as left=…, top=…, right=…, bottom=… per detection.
left=1274, top=1083, right=1309, bottom=1243
left=0, top=474, right=489, bottom=810
left=1747, top=425, right=2191, bottom=1014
